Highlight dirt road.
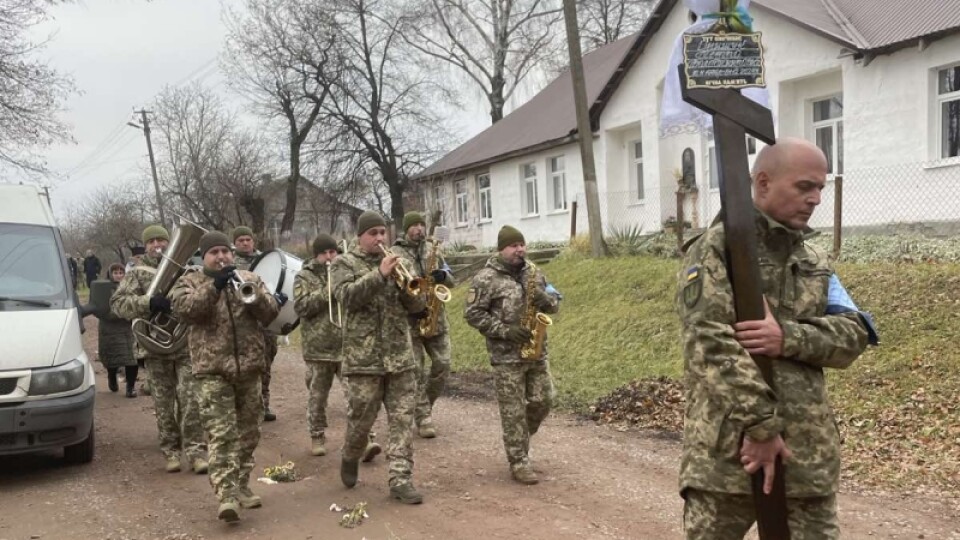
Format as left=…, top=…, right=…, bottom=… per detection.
left=1, top=328, right=957, bottom=540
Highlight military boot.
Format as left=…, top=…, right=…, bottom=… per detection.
left=390, top=483, right=424, bottom=505
left=511, top=463, right=539, bottom=485
left=361, top=441, right=382, bottom=463
left=341, top=458, right=359, bottom=488
left=165, top=455, right=182, bottom=473
left=263, top=407, right=277, bottom=422
left=237, top=487, right=262, bottom=509
left=310, top=434, right=326, bottom=457
left=217, top=498, right=240, bottom=522
left=191, top=457, right=209, bottom=474
left=418, top=418, right=437, bottom=439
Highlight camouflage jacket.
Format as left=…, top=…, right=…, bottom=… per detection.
left=170, top=268, right=280, bottom=379
left=233, top=250, right=261, bottom=271
left=110, top=254, right=186, bottom=360
left=330, top=245, right=426, bottom=375
left=464, top=256, right=560, bottom=364
left=293, top=258, right=341, bottom=362
left=678, top=210, right=870, bottom=497
left=393, top=235, right=456, bottom=334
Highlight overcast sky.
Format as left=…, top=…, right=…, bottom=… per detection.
left=13, top=0, right=534, bottom=220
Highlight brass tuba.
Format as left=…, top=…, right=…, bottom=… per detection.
left=131, top=223, right=205, bottom=355
left=518, top=260, right=553, bottom=361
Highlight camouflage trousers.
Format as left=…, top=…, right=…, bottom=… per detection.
left=683, top=488, right=839, bottom=540
left=145, top=352, right=206, bottom=461
left=196, top=374, right=263, bottom=502
left=342, top=370, right=417, bottom=488
left=261, top=332, right=278, bottom=408
left=304, top=361, right=342, bottom=439
left=410, top=331, right=451, bottom=425
left=492, top=361, right=554, bottom=467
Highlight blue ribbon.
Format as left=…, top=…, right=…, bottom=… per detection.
left=703, top=5, right=754, bottom=32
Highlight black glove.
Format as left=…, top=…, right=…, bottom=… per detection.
left=430, top=269, right=447, bottom=284
left=274, top=291, right=288, bottom=307
left=532, top=287, right=552, bottom=308
left=410, top=309, right=428, bottom=320
left=213, top=266, right=237, bottom=291
left=504, top=325, right=533, bottom=344
left=149, top=294, right=171, bottom=314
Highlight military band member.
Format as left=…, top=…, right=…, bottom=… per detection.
left=111, top=224, right=207, bottom=474
left=293, top=233, right=382, bottom=461
left=464, top=225, right=560, bottom=485
left=392, top=211, right=455, bottom=438
left=170, top=231, right=283, bottom=522
left=330, top=211, right=427, bottom=504
left=232, top=226, right=279, bottom=422
left=677, top=138, right=876, bottom=539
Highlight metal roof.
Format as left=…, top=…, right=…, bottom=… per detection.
left=419, top=0, right=960, bottom=179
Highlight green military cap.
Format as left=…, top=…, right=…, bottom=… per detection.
left=497, top=225, right=525, bottom=251
left=402, top=211, right=426, bottom=232
left=200, top=231, right=231, bottom=256
left=312, top=233, right=338, bottom=255
left=231, top=226, right=254, bottom=242
left=356, top=210, right=386, bottom=236
left=142, top=224, right=170, bottom=244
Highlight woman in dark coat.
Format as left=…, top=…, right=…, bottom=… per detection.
left=83, top=263, right=139, bottom=397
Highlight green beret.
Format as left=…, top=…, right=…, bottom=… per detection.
left=141, top=224, right=170, bottom=244
left=312, top=233, right=338, bottom=256
left=356, top=210, right=386, bottom=236
left=402, top=211, right=426, bottom=232
left=231, top=226, right=254, bottom=242
left=199, top=231, right=231, bottom=256
left=497, top=225, right=526, bottom=251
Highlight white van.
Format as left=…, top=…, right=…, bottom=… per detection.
left=0, top=184, right=95, bottom=463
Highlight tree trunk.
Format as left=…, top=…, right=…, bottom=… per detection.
left=489, top=75, right=505, bottom=124
left=388, top=179, right=405, bottom=233
left=281, top=140, right=302, bottom=235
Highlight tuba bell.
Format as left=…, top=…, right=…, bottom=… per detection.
left=131, top=223, right=205, bottom=355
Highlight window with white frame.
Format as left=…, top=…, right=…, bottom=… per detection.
left=477, top=174, right=492, bottom=220
left=455, top=179, right=469, bottom=225
left=549, top=156, right=567, bottom=211
left=521, top=163, right=539, bottom=215
left=812, top=95, right=843, bottom=174
left=707, top=135, right=761, bottom=189
left=432, top=185, right=446, bottom=225
left=630, top=139, right=644, bottom=200
left=938, top=65, right=960, bottom=159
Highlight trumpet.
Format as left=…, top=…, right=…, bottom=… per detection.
left=326, top=261, right=342, bottom=328
left=378, top=243, right=422, bottom=296
left=220, top=261, right=258, bottom=304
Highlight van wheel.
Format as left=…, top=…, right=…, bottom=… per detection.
left=64, top=423, right=95, bottom=464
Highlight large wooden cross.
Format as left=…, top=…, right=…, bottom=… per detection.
left=678, top=65, right=790, bottom=540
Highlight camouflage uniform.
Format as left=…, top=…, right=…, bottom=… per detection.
left=330, top=244, right=426, bottom=488
left=464, top=256, right=560, bottom=472
left=235, top=250, right=279, bottom=412
left=678, top=210, right=870, bottom=539
left=170, top=267, right=280, bottom=503
left=393, top=235, right=455, bottom=427
left=110, top=255, right=206, bottom=464
left=293, top=258, right=343, bottom=440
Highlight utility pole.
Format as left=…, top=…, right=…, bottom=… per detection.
left=129, top=110, right=166, bottom=228
left=562, top=0, right=608, bottom=257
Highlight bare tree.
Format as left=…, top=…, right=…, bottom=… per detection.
left=405, top=0, right=562, bottom=123
left=223, top=0, right=339, bottom=236
left=77, top=185, right=150, bottom=263
left=317, top=0, right=450, bottom=225
left=150, top=83, right=272, bottom=233
left=578, top=0, right=653, bottom=50
left=0, top=0, right=76, bottom=175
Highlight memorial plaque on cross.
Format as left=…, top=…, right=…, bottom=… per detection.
left=676, top=65, right=791, bottom=540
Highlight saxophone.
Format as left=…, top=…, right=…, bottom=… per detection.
left=418, top=237, right=451, bottom=338
left=518, top=261, right=553, bottom=361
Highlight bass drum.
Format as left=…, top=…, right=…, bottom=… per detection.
left=249, top=249, right=303, bottom=335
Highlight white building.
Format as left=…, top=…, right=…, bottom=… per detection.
left=414, top=0, right=960, bottom=246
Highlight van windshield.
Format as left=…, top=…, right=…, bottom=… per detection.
left=0, top=223, right=72, bottom=310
